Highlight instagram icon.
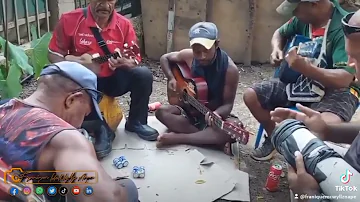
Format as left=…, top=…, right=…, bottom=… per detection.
left=23, top=187, right=32, bottom=195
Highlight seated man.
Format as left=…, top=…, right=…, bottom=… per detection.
left=0, top=61, right=138, bottom=202
left=48, top=0, right=158, bottom=158
left=155, top=22, right=239, bottom=150
left=273, top=7, right=360, bottom=170
left=244, top=0, right=359, bottom=161
left=271, top=10, right=360, bottom=201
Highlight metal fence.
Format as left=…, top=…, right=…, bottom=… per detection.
left=74, top=0, right=141, bottom=17
left=0, top=0, right=50, bottom=45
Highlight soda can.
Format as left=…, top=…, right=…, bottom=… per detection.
left=138, top=166, right=145, bottom=178
left=115, top=161, right=124, bottom=169
left=132, top=166, right=139, bottom=178
left=122, top=160, right=129, bottom=167
left=113, top=158, right=121, bottom=165
left=265, top=163, right=282, bottom=192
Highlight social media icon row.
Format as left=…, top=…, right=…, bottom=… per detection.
left=9, top=186, right=94, bottom=196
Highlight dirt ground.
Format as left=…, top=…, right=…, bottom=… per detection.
left=20, top=60, right=290, bottom=202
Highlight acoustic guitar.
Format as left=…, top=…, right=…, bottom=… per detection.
left=65, top=40, right=140, bottom=66
left=278, top=35, right=321, bottom=83
left=167, top=63, right=251, bottom=145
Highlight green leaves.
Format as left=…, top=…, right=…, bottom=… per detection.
left=5, top=60, right=22, bottom=98
left=30, top=32, right=52, bottom=77
left=0, top=32, right=52, bottom=99
left=0, top=36, right=34, bottom=75
left=0, top=60, right=22, bottom=98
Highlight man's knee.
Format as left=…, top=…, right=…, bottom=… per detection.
left=131, top=66, right=153, bottom=84
left=243, top=88, right=259, bottom=107
left=118, top=178, right=139, bottom=202
left=155, top=105, right=179, bottom=121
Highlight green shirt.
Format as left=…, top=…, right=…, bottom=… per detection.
left=278, top=5, right=360, bottom=93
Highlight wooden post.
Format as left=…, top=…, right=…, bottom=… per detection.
left=166, top=0, right=175, bottom=53
left=243, top=0, right=257, bottom=66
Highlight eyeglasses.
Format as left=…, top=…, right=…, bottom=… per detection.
left=44, top=64, right=103, bottom=103
left=342, top=12, right=360, bottom=36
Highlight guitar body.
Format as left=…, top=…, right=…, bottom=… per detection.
left=278, top=35, right=312, bottom=83
left=168, top=63, right=208, bottom=114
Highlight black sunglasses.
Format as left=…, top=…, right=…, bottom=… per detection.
left=44, top=64, right=103, bottom=103
left=342, top=12, right=360, bottom=36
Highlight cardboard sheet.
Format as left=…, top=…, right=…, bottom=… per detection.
left=111, top=117, right=168, bottom=150
left=103, top=117, right=250, bottom=201
left=101, top=149, right=236, bottom=202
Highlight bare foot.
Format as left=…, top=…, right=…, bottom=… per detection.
left=156, top=132, right=179, bottom=148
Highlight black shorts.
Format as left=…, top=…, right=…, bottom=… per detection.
left=252, top=79, right=359, bottom=122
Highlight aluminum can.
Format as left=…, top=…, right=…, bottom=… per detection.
left=265, top=163, right=282, bottom=192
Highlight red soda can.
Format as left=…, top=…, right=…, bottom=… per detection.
left=148, top=102, right=162, bottom=111
left=265, top=163, right=282, bottom=192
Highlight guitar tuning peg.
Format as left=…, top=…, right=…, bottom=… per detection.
left=124, top=43, right=128, bottom=47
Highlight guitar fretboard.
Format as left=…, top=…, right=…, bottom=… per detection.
left=183, top=93, right=223, bottom=129
left=92, top=52, right=121, bottom=64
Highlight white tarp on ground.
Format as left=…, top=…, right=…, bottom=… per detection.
left=101, top=116, right=250, bottom=202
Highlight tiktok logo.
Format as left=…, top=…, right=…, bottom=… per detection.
left=340, top=169, right=353, bottom=184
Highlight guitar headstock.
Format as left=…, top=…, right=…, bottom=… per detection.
left=122, top=41, right=141, bottom=64
left=297, top=40, right=321, bottom=58
left=223, top=120, right=250, bottom=145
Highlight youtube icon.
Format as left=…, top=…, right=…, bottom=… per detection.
left=71, top=186, right=81, bottom=196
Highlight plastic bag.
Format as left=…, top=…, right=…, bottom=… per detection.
left=99, top=95, right=123, bottom=132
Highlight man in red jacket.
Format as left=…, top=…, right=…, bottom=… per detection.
left=48, top=0, right=158, bottom=158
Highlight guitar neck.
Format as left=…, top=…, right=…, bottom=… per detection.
left=183, top=93, right=224, bottom=129
left=92, top=52, right=120, bottom=64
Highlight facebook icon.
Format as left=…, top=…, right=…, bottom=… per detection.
left=84, top=186, right=93, bottom=196
left=9, top=187, right=19, bottom=196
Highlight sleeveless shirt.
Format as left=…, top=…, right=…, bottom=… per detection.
left=191, top=48, right=229, bottom=109
left=0, top=99, right=75, bottom=170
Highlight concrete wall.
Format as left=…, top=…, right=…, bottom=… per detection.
left=141, top=0, right=288, bottom=63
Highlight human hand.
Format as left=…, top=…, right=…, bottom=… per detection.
left=285, top=47, right=308, bottom=72
left=270, top=103, right=328, bottom=140
left=288, top=151, right=320, bottom=197
left=108, top=56, right=133, bottom=70
left=270, top=48, right=284, bottom=67
left=205, top=111, right=221, bottom=127
left=167, top=78, right=177, bottom=92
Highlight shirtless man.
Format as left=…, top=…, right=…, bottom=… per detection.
left=155, top=22, right=239, bottom=150
left=0, top=62, right=138, bottom=202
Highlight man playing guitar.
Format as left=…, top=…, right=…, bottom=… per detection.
left=156, top=22, right=240, bottom=152
left=48, top=0, right=159, bottom=158
left=244, top=0, right=359, bottom=162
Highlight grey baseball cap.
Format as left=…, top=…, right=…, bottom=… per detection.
left=189, top=22, right=219, bottom=49
left=40, top=61, right=103, bottom=120
left=276, top=0, right=320, bottom=16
